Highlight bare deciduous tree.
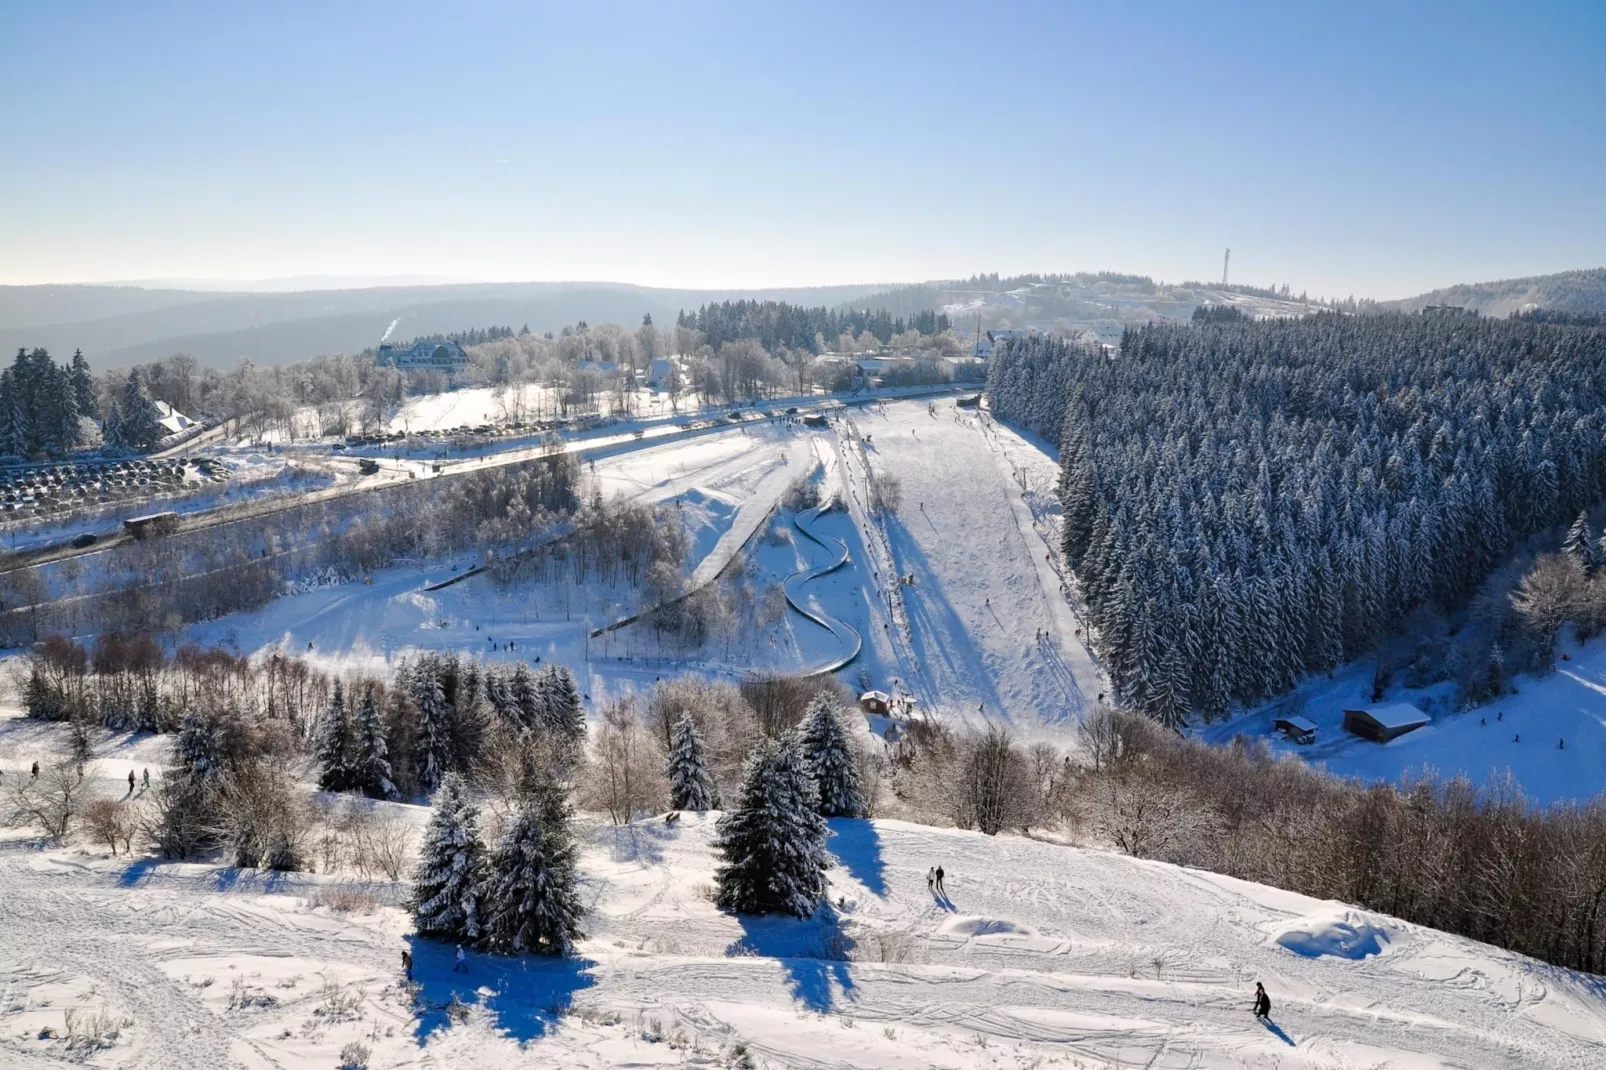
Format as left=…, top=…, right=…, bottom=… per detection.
left=7, top=759, right=90, bottom=841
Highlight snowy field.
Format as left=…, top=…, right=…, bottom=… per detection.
left=144, top=398, right=1103, bottom=740
left=823, top=401, right=1104, bottom=735
left=2, top=759, right=1600, bottom=1070
left=1205, top=626, right=1606, bottom=806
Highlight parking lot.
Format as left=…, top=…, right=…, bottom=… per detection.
left=0, top=457, right=228, bottom=518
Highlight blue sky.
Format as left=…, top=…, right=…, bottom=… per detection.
left=1, top=0, right=1601, bottom=298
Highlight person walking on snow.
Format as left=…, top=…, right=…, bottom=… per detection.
left=401, top=949, right=413, bottom=981
left=127, top=770, right=135, bottom=794
left=453, top=944, right=468, bottom=973
left=935, top=866, right=946, bottom=896
left=1253, top=982, right=1271, bottom=1020
left=927, top=867, right=936, bottom=893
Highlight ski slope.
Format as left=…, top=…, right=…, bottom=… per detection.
left=823, top=400, right=1105, bottom=735
left=2, top=800, right=1600, bottom=1069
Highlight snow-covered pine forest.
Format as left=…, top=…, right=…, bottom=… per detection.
left=986, top=312, right=1606, bottom=725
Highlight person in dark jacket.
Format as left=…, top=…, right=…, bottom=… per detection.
left=934, top=866, right=946, bottom=895
left=1253, top=982, right=1271, bottom=1019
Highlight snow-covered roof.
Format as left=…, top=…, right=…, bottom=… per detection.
left=1349, top=703, right=1429, bottom=730
left=860, top=690, right=890, bottom=704
left=154, top=400, right=194, bottom=435
left=1276, top=715, right=1318, bottom=733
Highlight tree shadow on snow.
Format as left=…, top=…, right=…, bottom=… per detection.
left=726, top=905, right=855, bottom=1014
left=1260, top=1018, right=1295, bottom=1046
left=117, top=856, right=162, bottom=887
left=879, top=521, right=1007, bottom=716
left=606, top=817, right=680, bottom=865
left=408, top=935, right=596, bottom=1046
left=827, top=818, right=887, bottom=897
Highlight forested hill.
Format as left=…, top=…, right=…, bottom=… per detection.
left=987, top=314, right=1606, bottom=727
left=1385, top=267, right=1606, bottom=317
left=674, top=300, right=949, bottom=352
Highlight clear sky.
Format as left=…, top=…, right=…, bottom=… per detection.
left=1, top=0, right=1601, bottom=299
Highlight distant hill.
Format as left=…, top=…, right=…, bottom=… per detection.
left=0, top=281, right=893, bottom=369
left=1384, top=268, right=1606, bottom=317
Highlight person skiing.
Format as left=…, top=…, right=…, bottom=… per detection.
left=127, top=769, right=136, bottom=794
left=927, top=867, right=936, bottom=893
left=30, top=760, right=39, bottom=780
left=1253, top=982, right=1271, bottom=1019
left=401, top=949, right=413, bottom=981
left=453, top=944, right=467, bottom=973
left=935, top=865, right=946, bottom=896
left=142, top=768, right=150, bottom=789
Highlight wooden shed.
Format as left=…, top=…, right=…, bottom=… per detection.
left=1272, top=715, right=1318, bottom=745
left=859, top=690, right=891, bottom=714
left=1342, top=703, right=1429, bottom=743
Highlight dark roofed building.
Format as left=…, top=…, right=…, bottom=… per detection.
left=1342, top=703, right=1429, bottom=743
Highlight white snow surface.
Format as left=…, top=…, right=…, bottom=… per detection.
left=1206, top=626, right=1606, bottom=805
left=2, top=799, right=1601, bottom=1069
left=160, top=399, right=1104, bottom=737
left=1269, top=909, right=1402, bottom=961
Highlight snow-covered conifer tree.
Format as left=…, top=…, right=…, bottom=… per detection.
left=1564, top=511, right=1597, bottom=574
left=69, top=349, right=96, bottom=420
left=483, top=776, right=583, bottom=955
left=120, top=370, right=164, bottom=450
left=350, top=683, right=398, bottom=800
left=508, top=663, right=540, bottom=730
left=176, top=710, right=223, bottom=781
left=99, top=403, right=127, bottom=455
left=313, top=680, right=352, bottom=792
left=666, top=715, right=718, bottom=811
left=797, top=694, right=862, bottom=817
left=407, top=772, right=489, bottom=941
left=537, top=664, right=585, bottom=740
left=411, top=659, right=452, bottom=794
left=713, top=737, right=829, bottom=917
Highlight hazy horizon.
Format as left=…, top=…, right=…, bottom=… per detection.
left=3, top=0, right=1602, bottom=302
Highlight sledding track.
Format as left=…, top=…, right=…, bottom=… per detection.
left=784, top=502, right=862, bottom=676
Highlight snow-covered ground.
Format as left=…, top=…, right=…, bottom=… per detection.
left=825, top=401, right=1104, bottom=735
left=128, top=398, right=1102, bottom=739
left=1204, top=626, right=1606, bottom=806
left=3, top=768, right=1600, bottom=1069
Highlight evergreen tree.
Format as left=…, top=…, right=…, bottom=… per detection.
left=407, top=772, right=489, bottom=941
left=35, top=363, right=80, bottom=455
left=483, top=775, right=583, bottom=955
left=410, top=659, right=452, bottom=793
left=1564, top=511, right=1598, bottom=574
left=313, top=681, right=352, bottom=792
left=0, top=370, right=25, bottom=457
left=666, top=715, right=718, bottom=811
left=713, top=737, right=830, bottom=918
left=350, top=683, right=398, bottom=800
left=70, top=349, right=96, bottom=419
left=100, top=403, right=127, bottom=455
left=537, top=663, right=585, bottom=740
left=797, top=694, right=863, bottom=817
left=175, top=710, right=224, bottom=782
left=3, top=369, right=32, bottom=457
left=507, top=663, right=540, bottom=730
left=120, top=370, right=164, bottom=450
